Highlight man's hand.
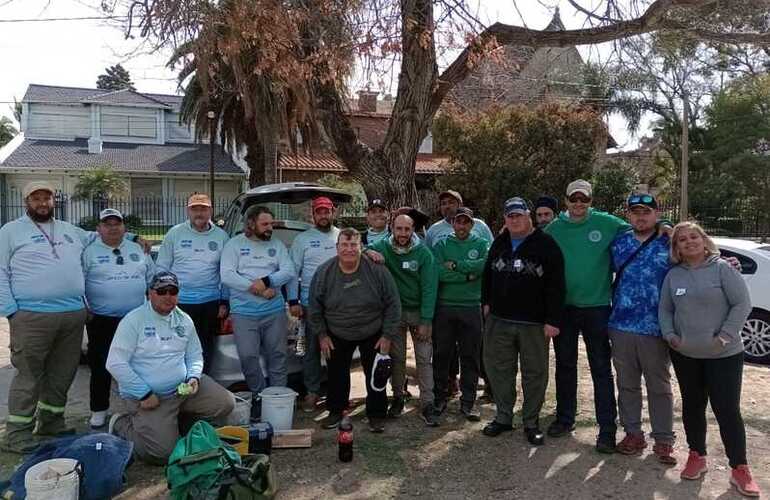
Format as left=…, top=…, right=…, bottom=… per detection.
left=260, top=288, right=277, bottom=299
left=187, top=378, right=200, bottom=395
left=249, top=279, right=267, bottom=295
left=544, top=324, right=560, bottom=338
left=724, top=256, right=742, bottom=272
left=364, top=249, right=385, bottom=264
left=668, top=336, right=682, bottom=349
left=375, top=336, right=391, bottom=354
left=483, top=305, right=490, bottom=318
left=140, top=394, right=160, bottom=410
left=658, top=224, right=673, bottom=238
left=415, top=324, right=432, bottom=342
left=319, top=335, right=334, bottom=360
left=136, top=237, right=152, bottom=254
left=217, top=305, right=228, bottom=319
left=443, top=261, right=455, bottom=270
left=290, top=304, right=303, bottom=318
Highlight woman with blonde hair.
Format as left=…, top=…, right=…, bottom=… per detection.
left=659, top=221, right=758, bottom=497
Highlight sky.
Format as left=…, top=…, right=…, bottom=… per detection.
left=0, top=0, right=648, bottom=150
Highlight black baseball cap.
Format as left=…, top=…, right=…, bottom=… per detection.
left=627, top=194, right=657, bottom=210
left=453, top=207, right=474, bottom=221
left=150, top=271, right=180, bottom=290
left=368, top=199, right=387, bottom=211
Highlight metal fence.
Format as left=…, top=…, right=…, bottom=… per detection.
left=648, top=200, right=770, bottom=241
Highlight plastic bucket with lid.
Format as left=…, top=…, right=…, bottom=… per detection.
left=259, top=386, right=297, bottom=431
left=25, top=458, right=80, bottom=500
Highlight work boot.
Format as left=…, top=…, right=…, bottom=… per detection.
left=35, top=410, right=75, bottom=437
left=1, top=422, right=44, bottom=454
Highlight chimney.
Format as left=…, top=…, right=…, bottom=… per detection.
left=88, top=138, right=103, bottom=154
left=357, top=89, right=379, bottom=113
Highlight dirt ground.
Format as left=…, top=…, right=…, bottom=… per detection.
left=0, top=317, right=768, bottom=499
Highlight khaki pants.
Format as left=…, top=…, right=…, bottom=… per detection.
left=4, top=309, right=87, bottom=443
left=113, top=374, right=235, bottom=464
left=390, top=309, right=434, bottom=408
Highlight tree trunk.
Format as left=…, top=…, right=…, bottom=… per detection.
left=246, top=141, right=265, bottom=187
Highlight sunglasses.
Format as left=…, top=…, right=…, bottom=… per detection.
left=568, top=194, right=592, bottom=203
left=628, top=194, right=654, bottom=205
left=112, top=248, right=124, bottom=265
left=155, top=287, right=179, bottom=296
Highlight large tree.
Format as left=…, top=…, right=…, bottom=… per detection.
left=0, top=116, right=18, bottom=148
left=96, top=63, right=136, bottom=91
left=111, top=0, right=770, bottom=209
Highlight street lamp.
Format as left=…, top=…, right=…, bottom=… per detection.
left=207, top=110, right=216, bottom=204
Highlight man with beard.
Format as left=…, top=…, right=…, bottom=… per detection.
left=361, top=199, right=390, bottom=246
left=0, top=182, right=93, bottom=452
left=534, top=196, right=559, bottom=229
left=424, top=190, right=493, bottom=248
left=220, top=206, right=296, bottom=421
left=157, top=194, right=230, bottom=373
left=288, top=197, right=339, bottom=413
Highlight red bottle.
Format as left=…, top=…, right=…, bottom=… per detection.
left=337, top=416, right=353, bottom=462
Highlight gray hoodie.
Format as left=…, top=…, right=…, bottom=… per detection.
left=658, top=255, right=751, bottom=359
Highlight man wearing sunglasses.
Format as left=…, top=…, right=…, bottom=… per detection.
left=82, top=208, right=156, bottom=429
left=544, top=179, right=631, bottom=453
left=106, top=271, right=235, bottom=464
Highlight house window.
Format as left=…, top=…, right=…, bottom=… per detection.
left=102, top=113, right=157, bottom=138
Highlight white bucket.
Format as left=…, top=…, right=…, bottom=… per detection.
left=25, top=458, right=80, bottom=500
left=259, top=386, right=297, bottom=431
left=216, top=391, right=252, bottom=426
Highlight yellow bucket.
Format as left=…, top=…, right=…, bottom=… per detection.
left=216, top=426, right=249, bottom=456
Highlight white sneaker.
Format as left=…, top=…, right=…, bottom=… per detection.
left=89, top=411, right=108, bottom=428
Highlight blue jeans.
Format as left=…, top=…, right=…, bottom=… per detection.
left=231, top=312, right=288, bottom=395
left=553, top=306, right=617, bottom=436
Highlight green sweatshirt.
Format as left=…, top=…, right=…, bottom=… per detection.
left=369, top=236, right=438, bottom=324
left=544, top=208, right=630, bottom=307
left=434, top=233, right=489, bottom=307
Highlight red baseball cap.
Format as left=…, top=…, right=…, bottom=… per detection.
left=312, top=196, right=334, bottom=211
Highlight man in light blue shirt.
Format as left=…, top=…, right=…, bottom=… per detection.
left=106, top=271, right=234, bottom=464
left=361, top=199, right=390, bottom=246
left=83, top=208, right=155, bottom=429
left=288, top=197, right=339, bottom=413
left=221, top=206, right=296, bottom=421
left=156, top=193, right=230, bottom=373
left=424, top=190, right=494, bottom=249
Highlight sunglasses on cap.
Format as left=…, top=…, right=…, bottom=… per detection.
left=155, top=286, right=179, bottom=296
left=628, top=194, right=655, bottom=205
left=112, top=248, right=124, bottom=266
left=568, top=194, right=591, bottom=203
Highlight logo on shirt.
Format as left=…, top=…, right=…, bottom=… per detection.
left=130, top=253, right=140, bottom=262
left=343, top=279, right=361, bottom=289
left=468, top=249, right=479, bottom=259
left=588, top=230, right=603, bottom=243
left=268, top=248, right=277, bottom=257
left=143, top=326, right=156, bottom=337
left=63, top=234, right=74, bottom=244
left=97, top=255, right=110, bottom=264
left=30, top=234, right=46, bottom=243
left=175, top=325, right=186, bottom=338
left=208, top=241, right=219, bottom=251
left=240, top=248, right=251, bottom=256
left=407, top=260, right=419, bottom=271
left=180, top=239, right=193, bottom=249
left=310, top=240, right=321, bottom=248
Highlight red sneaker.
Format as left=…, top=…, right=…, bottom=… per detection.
left=616, top=433, right=647, bottom=455
left=730, top=465, right=760, bottom=497
left=680, top=451, right=707, bottom=480
left=653, top=442, right=677, bottom=465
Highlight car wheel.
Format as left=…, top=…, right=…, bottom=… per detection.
left=741, top=309, right=770, bottom=365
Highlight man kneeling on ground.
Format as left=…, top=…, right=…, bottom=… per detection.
left=106, top=271, right=235, bottom=464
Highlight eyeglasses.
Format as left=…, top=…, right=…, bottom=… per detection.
left=155, top=287, right=179, bottom=296
left=628, top=195, right=654, bottom=205
left=112, top=248, right=124, bottom=265
left=568, top=195, right=592, bottom=203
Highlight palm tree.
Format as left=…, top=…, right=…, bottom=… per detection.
left=0, top=116, right=18, bottom=148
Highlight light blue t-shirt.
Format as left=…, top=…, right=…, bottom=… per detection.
left=83, top=238, right=155, bottom=317
left=365, top=228, right=390, bottom=246
left=510, top=237, right=524, bottom=252
left=156, top=221, right=229, bottom=304
left=424, top=218, right=494, bottom=249
left=288, top=226, right=339, bottom=306
left=106, top=302, right=203, bottom=399
left=220, top=234, right=297, bottom=317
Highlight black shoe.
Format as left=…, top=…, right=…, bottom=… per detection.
left=321, top=412, right=343, bottom=429
left=368, top=417, right=385, bottom=433
left=482, top=421, right=513, bottom=437
left=387, top=397, right=404, bottom=418
left=433, top=399, right=447, bottom=417
left=421, top=406, right=440, bottom=427
left=460, top=404, right=481, bottom=422
left=525, top=427, right=545, bottom=446
left=596, top=434, right=616, bottom=454
left=546, top=421, right=575, bottom=438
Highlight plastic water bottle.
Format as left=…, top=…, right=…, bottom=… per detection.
left=337, top=416, right=353, bottom=462
left=295, top=321, right=307, bottom=357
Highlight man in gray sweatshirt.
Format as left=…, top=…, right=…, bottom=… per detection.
left=308, top=228, right=401, bottom=433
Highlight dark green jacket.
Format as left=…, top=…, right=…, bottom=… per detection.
left=434, top=233, right=489, bottom=306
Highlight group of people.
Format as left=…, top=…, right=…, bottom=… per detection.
left=0, top=178, right=761, bottom=497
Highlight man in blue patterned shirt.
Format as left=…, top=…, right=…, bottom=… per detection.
left=608, top=194, right=676, bottom=464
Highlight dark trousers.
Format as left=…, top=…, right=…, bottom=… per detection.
left=326, top=332, right=387, bottom=418
left=670, top=350, right=747, bottom=468
left=553, top=305, right=617, bottom=435
left=86, top=314, right=123, bottom=412
left=179, top=300, right=220, bottom=374
left=433, top=306, right=482, bottom=406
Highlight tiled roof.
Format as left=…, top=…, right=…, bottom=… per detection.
left=0, top=139, right=242, bottom=174
left=82, top=89, right=171, bottom=108
left=23, top=84, right=184, bottom=110
left=279, top=152, right=448, bottom=175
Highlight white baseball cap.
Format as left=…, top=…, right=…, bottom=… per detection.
left=23, top=181, right=56, bottom=199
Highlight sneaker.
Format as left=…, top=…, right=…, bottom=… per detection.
left=387, top=397, right=405, bottom=419
left=460, top=404, right=481, bottom=422
left=546, top=421, right=575, bottom=438
left=368, top=417, right=385, bottom=433
left=482, top=421, right=513, bottom=437
left=89, top=411, right=108, bottom=429
left=321, top=412, right=343, bottom=429
left=730, top=465, right=761, bottom=497
left=653, top=442, right=677, bottom=465
left=616, top=433, right=647, bottom=456
left=302, top=393, right=319, bottom=414
left=107, top=413, right=127, bottom=435
left=595, top=434, right=616, bottom=454
left=680, top=450, right=708, bottom=480
left=525, top=427, right=545, bottom=446
left=421, top=406, right=440, bottom=427
left=433, top=399, right=447, bottom=417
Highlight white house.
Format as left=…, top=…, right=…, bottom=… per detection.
left=0, top=84, right=246, bottom=225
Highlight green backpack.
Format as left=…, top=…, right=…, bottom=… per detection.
left=166, top=421, right=277, bottom=500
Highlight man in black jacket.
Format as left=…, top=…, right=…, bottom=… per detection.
left=481, top=197, right=566, bottom=445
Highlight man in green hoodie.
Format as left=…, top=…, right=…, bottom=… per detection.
left=432, top=207, right=488, bottom=421
left=366, top=214, right=440, bottom=426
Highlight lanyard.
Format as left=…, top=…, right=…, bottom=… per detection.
left=34, top=221, right=60, bottom=259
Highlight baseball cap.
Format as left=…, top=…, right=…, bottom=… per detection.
left=23, top=181, right=55, bottom=199
left=504, top=197, right=530, bottom=216
left=438, top=190, right=463, bottom=204
left=367, top=199, right=387, bottom=211
left=627, top=193, right=658, bottom=210
left=311, top=196, right=334, bottom=211
left=453, top=206, right=474, bottom=221
left=566, top=179, right=592, bottom=198
left=150, top=271, right=180, bottom=290
left=188, top=193, right=212, bottom=207
left=534, top=195, right=558, bottom=212
left=99, top=208, right=124, bottom=221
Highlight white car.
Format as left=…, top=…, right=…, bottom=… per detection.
left=714, top=237, right=770, bottom=365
